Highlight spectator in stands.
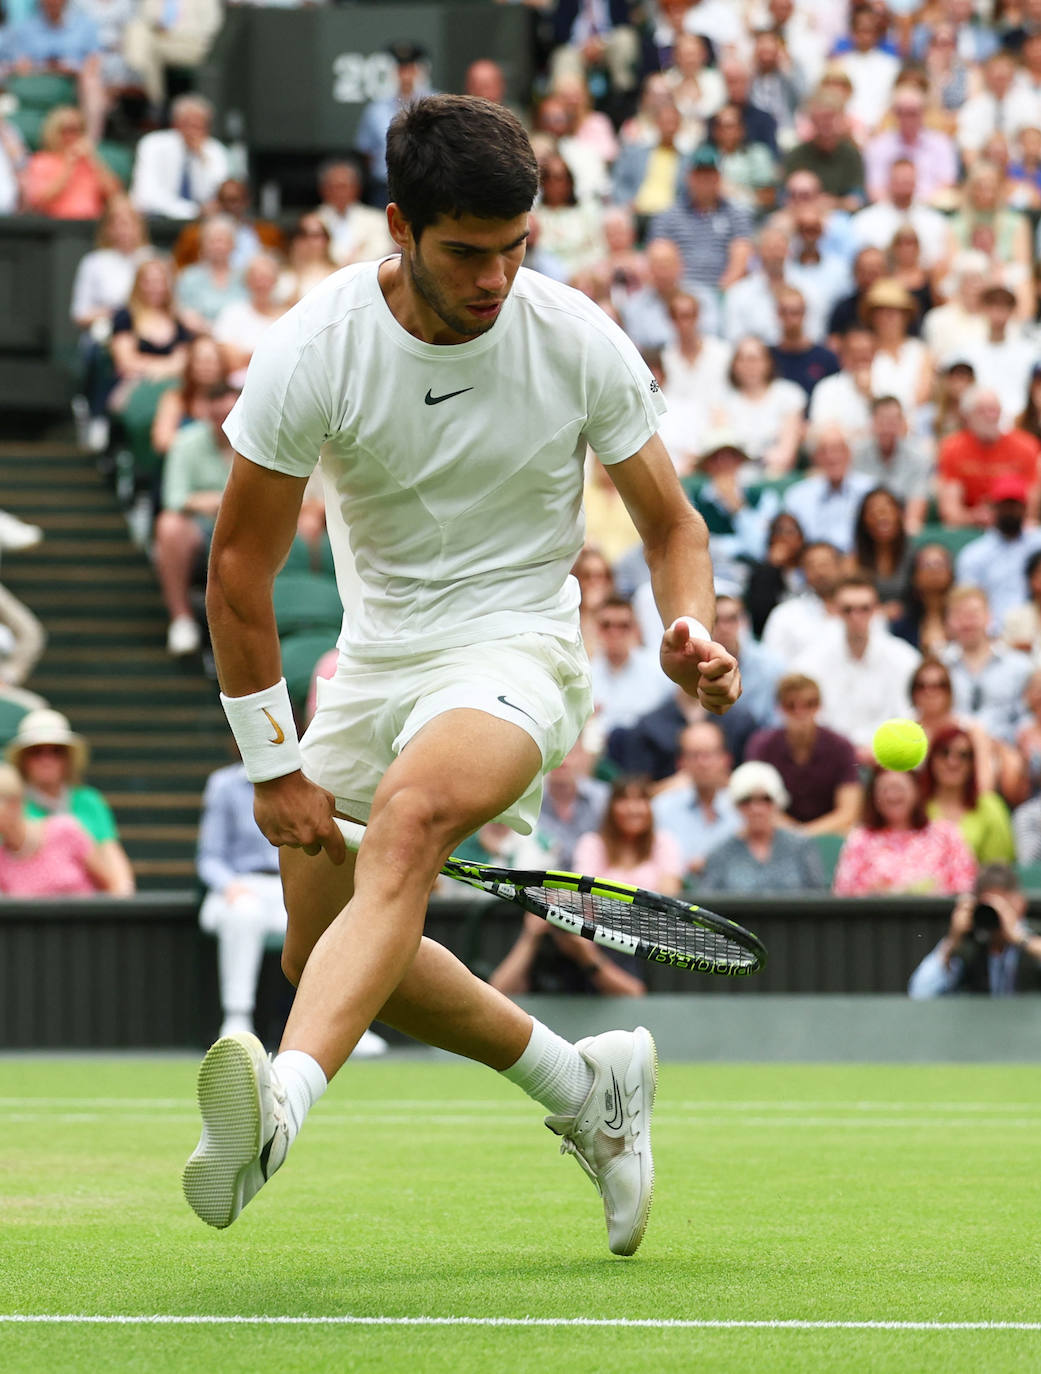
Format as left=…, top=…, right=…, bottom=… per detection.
left=937, top=386, right=1041, bottom=528
left=847, top=487, right=914, bottom=619
left=649, top=721, right=739, bottom=879
left=745, top=672, right=862, bottom=835
left=1014, top=667, right=1041, bottom=802
left=808, top=328, right=876, bottom=445
left=684, top=431, right=779, bottom=583
left=1002, top=552, right=1041, bottom=658
left=589, top=595, right=672, bottom=737
left=782, top=88, right=864, bottom=211
left=661, top=292, right=729, bottom=406
left=130, top=93, right=230, bottom=220
left=743, top=510, right=806, bottom=641
left=122, top=0, right=221, bottom=113
left=941, top=586, right=1034, bottom=746
left=174, top=215, right=246, bottom=337
left=572, top=544, right=616, bottom=659
left=7, top=707, right=134, bottom=895
left=1010, top=124, right=1041, bottom=208
left=712, top=335, right=805, bottom=476
left=833, top=765, right=978, bottom=897
left=887, top=225, right=938, bottom=331
left=1017, top=363, right=1041, bottom=445
left=908, top=864, right=1041, bottom=997
left=701, top=760, right=827, bottom=893
left=826, top=245, right=887, bottom=345
left=4, top=0, right=106, bottom=141
left=575, top=776, right=682, bottom=896
left=644, top=349, right=705, bottom=477
left=793, top=573, right=920, bottom=760
left=724, top=223, right=801, bottom=346
left=851, top=398, right=931, bottom=536
left=70, top=195, right=151, bottom=333
left=864, top=83, right=958, bottom=204
left=863, top=279, right=934, bottom=426
left=713, top=54, right=779, bottom=155
left=762, top=538, right=843, bottom=664
left=922, top=252, right=990, bottom=360
left=0, top=759, right=127, bottom=896
left=770, top=286, right=839, bottom=403
left=0, top=113, right=26, bottom=215
left=648, top=144, right=754, bottom=293
left=611, top=97, right=685, bottom=217
left=957, top=49, right=1041, bottom=167
left=960, top=284, right=1038, bottom=428
left=783, top=424, right=875, bottom=554
left=212, top=252, right=285, bottom=390
left=354, top=41, right=430, bottom=208
left=749, top=26, right=800, bottom=146
left=620, top=236, right=718, bottom=350
left=533, top=152, right=606, bottom=281
left=850, top=158, right=951, bottom=270
left=150, top=334, right=227, bottom=458
left=171, top=177, right=286, bottom=273
left=947, top=160, right=1032, bottom=315
left=932, top=359, right=978, bottom=444
left=107, top=257, right=191, bottom=419
left=661, top=30, right=724, bottom=134
left=154, top=383, right=237, bottom=656
left=275, top=213, right=338, bottom=307
left=707, top=102, right=778, bottom=213
left=833, top=4, right=902, bottom=136
left=907, top=655, right=1015, bottom=800
left=313, top=159, right=393, bottom=266
left=956, top=475, right=1041, bottom=633
left=20, top=105, right=120, bottom=219
left=921, top=725, right=1017, bottom=864
left=537, top=734, right=608, bottom=870
left=589, top=206, right=647, bottom=302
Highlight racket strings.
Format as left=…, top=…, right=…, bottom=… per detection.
left=531, top=884, right=755, bottom=966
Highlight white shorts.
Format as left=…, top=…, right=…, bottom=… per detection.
left=299, top=632, right=593, bottom=835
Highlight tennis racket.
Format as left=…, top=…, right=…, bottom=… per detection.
left=332, top=818, right=766, bottom=977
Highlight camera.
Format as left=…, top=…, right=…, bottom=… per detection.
left=970, top=902, right=1000, bottom=943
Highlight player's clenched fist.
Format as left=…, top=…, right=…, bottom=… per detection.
left=660, top=616, right=742, bottom=716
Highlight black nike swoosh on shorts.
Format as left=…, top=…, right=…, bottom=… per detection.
left=496, top=694, right=540, bottom=726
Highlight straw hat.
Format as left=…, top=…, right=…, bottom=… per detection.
left=863, top=278, right=916, bottom=313
left=6, top=709, right=89, bottom=782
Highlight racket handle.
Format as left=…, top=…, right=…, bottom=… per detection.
left=332, top=816, right=367, bottom=853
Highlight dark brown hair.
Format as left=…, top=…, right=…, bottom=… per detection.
left=600, top=776, right=656, bottom=865
left=861, top=764, right=929, bottom=831
left=386, top=95, right=538, bottom=240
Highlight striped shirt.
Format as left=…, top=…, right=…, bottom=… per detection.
left=648, top=196, right=754, bottom=288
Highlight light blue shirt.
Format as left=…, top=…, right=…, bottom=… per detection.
left=940, top=640, right=1033, bottom=744
left=783, top=470, right=876, bottom=553
left=955, top=529, right=1041, bottom=636
left=8, top=8, right=100, bottom=65
left=197, top=763, right=281, bottom=892
left=652, top=784, right=741, bottom=869
left=908, top=941, right=1021, bottom=997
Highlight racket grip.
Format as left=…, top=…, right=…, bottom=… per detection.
left=332, top=816, right=367, bottom=853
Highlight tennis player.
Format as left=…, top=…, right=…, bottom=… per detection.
left=182, top=95, right=741, bottom=1257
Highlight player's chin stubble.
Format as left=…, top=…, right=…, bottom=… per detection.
left=406, top=247, right=500, bottom=340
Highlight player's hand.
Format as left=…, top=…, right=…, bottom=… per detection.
left=252, top=771, right=347, bottom=864
left=660, top=617, right=742, bottom=716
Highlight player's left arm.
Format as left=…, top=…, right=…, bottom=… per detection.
left=607, top=432, right=741, bottom=715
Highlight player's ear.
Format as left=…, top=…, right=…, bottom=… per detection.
left=386, top=203, right=413, bottom=251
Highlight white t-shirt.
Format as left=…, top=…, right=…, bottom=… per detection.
left=224, top=261, right=665, bottom=659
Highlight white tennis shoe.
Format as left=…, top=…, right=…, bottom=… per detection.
left=545, top=1026, right=657, bottom=1257
left=182, top=1032, right=289, bottom=1229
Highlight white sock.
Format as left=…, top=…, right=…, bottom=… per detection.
left=499, top=1019, right=594, bottom=1117
left=272, top=1050, right=327, bottom=1144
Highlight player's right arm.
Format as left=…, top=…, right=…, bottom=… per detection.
left=207, top=452, right=346, bottom=862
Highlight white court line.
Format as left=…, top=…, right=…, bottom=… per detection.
left=0, top=1315, right=1039, bottom=1332
left=3, top=1097, right=1041, bottom=1112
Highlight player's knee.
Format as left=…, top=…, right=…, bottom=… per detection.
left=372, top=787, right=459, bottom=868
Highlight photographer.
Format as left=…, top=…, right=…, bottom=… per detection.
left=908, top=864, right=1041, bottom=997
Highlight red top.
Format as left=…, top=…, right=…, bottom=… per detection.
left=832, top=819, right=977, bottom=897
left=0, top=815, right=96, bottom=896
left=938, top=428, right=1041, bottom=512
left=21, top=152, right=109, bottom=220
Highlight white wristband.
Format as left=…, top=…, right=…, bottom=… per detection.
left=671, top=616, right=713, bottom=643
left=219, top=677, right=303, bottom=783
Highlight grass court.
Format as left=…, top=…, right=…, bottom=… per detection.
left=3, top=1056, right=1040, bottom=1372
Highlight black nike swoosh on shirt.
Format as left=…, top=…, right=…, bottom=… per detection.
left=424, top=387, right=474, bottom=405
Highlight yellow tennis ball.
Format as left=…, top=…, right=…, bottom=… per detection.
left=872, top=718, right=928, bottom=771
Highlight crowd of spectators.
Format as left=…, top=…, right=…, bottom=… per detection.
left=8, top=3, right=1041, bottom=993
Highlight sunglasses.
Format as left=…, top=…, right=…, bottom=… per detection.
left=737, top=793, right=774, bottom=805
left=598, top=618, right=634, bottom=631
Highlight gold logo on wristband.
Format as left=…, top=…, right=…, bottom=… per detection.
left=261, top=708, right=285, bottom=745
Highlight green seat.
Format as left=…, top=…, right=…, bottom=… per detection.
left=7, top=107, right=46, bottom=151
left=7, top=73, right=77, bottom=112
left=98, top=140, right=134, bottom=187
left=813, top=832, right=845, bottom=884
left=1016, top=862, right=1041, bottom=893
left=280, top=630, right=338, bottom=713
left=271, top=572, right=343, bottom=637
left=912, top=523, right=984, bottom=557
left=0, top=699, right=30, bottom=749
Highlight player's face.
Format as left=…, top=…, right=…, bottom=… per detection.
left=402, top=211, right=530, bottom=343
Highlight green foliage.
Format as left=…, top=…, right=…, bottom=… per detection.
left=3, top=1058, right=1040, bottom=1372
